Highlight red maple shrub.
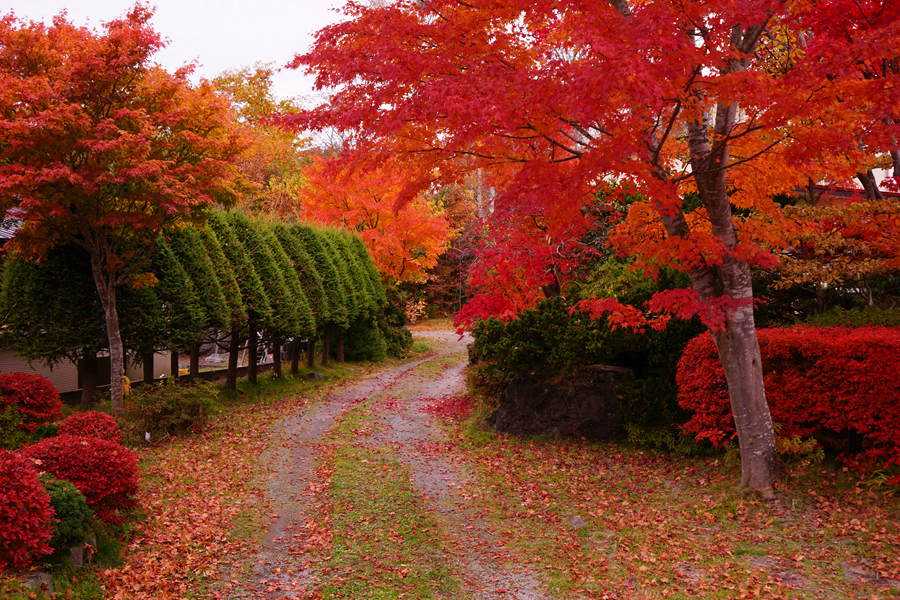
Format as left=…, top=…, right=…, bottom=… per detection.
left=58, top=410, right=123, bottom=443
left=678, top=327, right=900, bottom=470
left=0, top=449, right=54, bottom=568
left=0, top=372, right=63, bottom=433
left=21, top=435, right=139, bottom=524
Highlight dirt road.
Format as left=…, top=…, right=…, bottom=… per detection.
left=234, top=332, right=547, bottom=600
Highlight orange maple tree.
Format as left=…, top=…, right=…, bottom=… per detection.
left=299, top=155, right=452, bottom=283
left=0, top=7, right=247, bottom=412
left=290, top=0, right=900, bottom=492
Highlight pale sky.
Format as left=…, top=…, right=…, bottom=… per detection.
left=2, top=0, right=349, bottom=102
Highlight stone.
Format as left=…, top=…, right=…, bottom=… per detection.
left=569, top=516, right=588, bottom=528
left=307, top=372, right=324, bottom=380
left=24, top=571, right=53, bottom=594
left=489, top=372, right=624, bottom=440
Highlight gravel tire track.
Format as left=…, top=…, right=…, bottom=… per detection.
left=235, top=331, right=548, bottom=600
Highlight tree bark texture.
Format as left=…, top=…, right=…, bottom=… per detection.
left=190, top=343, right=200, bottom=384
left=171, top=352, right=179, bottom=383
left=142, top=352, right=155, bottom=385
left=89, top=253, right=125, bottom=415
left=291, top=339, right=300, bottom=375
left=336, top=329, right=345, bottom=363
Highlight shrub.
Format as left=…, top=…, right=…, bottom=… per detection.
left=678, top=327, right=900, bottom=470
left=0, top=449, right=54, bottom=568
left=126, top=379, right=220, bottom=438
left=32, top=422, right=59, bottom=441
left=0, top=404, right=27, bottom=450
left=21, top=435, right=139, bottom=524
left=58, top=410, right=122, bottom=443
left=470, top=296, right=704, bottom=444
left=39, top=473, right=94, bottom=553
left=344, top=318, right=389, bottom=362
left=0, top=372, right=63, bottom=433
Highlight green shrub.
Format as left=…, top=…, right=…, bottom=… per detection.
left=39, top=474, right=94, bottom=553
left=379, top=297, right=413, bottom=358
left=803, top=305, right=900, bottom=328
left=126, top=380, right=221, bottom=439
left=31, top=422, right=59, bottom=442
left=0, top=404, right=27, bottom=450
left=344, top=318, right=389, bottom=362
left=470, top=294, right=704, bottom=445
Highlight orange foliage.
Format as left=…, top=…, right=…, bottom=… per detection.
left=299, top=155, right=452, bottom=283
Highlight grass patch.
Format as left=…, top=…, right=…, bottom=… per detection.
left=316, top=395, right=462, bottom=599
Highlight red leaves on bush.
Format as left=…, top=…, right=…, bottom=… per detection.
left=0, top=372, right=62, bottom=433
left=678, top=327, right=900, bottom=468
left=21, top=434, right=139, bottom=524
left=0, top=449, right=54, bottom=569
left=58, top=410, right=123, bottom=443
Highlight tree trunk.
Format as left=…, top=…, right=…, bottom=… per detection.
left=80, top=351, right=98, bottom=410
left=321, top=328, right=330, bottom=366
left=272, top=336, right=282, bottom=378
left=171, top=352, right=180, bottom=383
left=248, top=323, right=258, bottom=385
left=291, top=339, right=300, bottom=375
left=856, top=170, right=884, bottom=200
left=307, top=338, right=315, bottom=369
left=227, top=329, right=241, bottom=392
left=670, top=77, right=777, bottom=493
left=89, top=253, right=125, bottom=415
left=189, top=342, right=200, bottom=384
left=142, top=352, right=155, bottom=385
left=336, top=329, right=345, bottom=363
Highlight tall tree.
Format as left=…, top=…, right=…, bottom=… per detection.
left=292, top=0, right=900, bottom=493
left=206, top=211, right=272, bottom=391
left=0, top=7, right=247, bottom=413
left=214, top=63, right=309, bottom=216
left=166, top=225, right=231, bottom=382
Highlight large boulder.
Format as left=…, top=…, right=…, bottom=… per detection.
left=490, top=371, right=625, bottom=440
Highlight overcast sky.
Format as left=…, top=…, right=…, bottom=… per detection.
left=3, top=0, right=349, bottom=102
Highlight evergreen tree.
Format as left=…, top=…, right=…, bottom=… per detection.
left=206, top=211, right=272, bottom=390
left=166, top=225, right=231, bottom=381
left=0, top=245, right=106, bottom=407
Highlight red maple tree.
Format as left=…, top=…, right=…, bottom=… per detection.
left=289, top=0, right=900, bottom=492
left=0, top=7, right=247, bottom=412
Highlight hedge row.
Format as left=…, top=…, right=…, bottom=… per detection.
left=677, top=327, right=900, bottom=470
left=0, top=212, right=401, bottom=397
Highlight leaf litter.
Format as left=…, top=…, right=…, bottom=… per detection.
left=101, top=332, right=899, bottom=599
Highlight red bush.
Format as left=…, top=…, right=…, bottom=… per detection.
left=21, top=435, right=139, bottom=524
left=58, top=410, right=123, bottom=443
left=0, top=449, right=54, bottom=568
left=0, top=372, right=63, bottom=433
left=677, top=327, right=900, bottom=468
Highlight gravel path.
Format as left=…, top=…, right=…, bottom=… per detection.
left=233, top=332, right=548, bottom=600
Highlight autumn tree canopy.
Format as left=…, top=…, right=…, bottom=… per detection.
left=214, top=63, right=309, bottom=216
left=291, top=0, right=900, bottom=492
left=0, top=6, right=248, bottom=412
left=299, top=155, right=452, bottom=283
